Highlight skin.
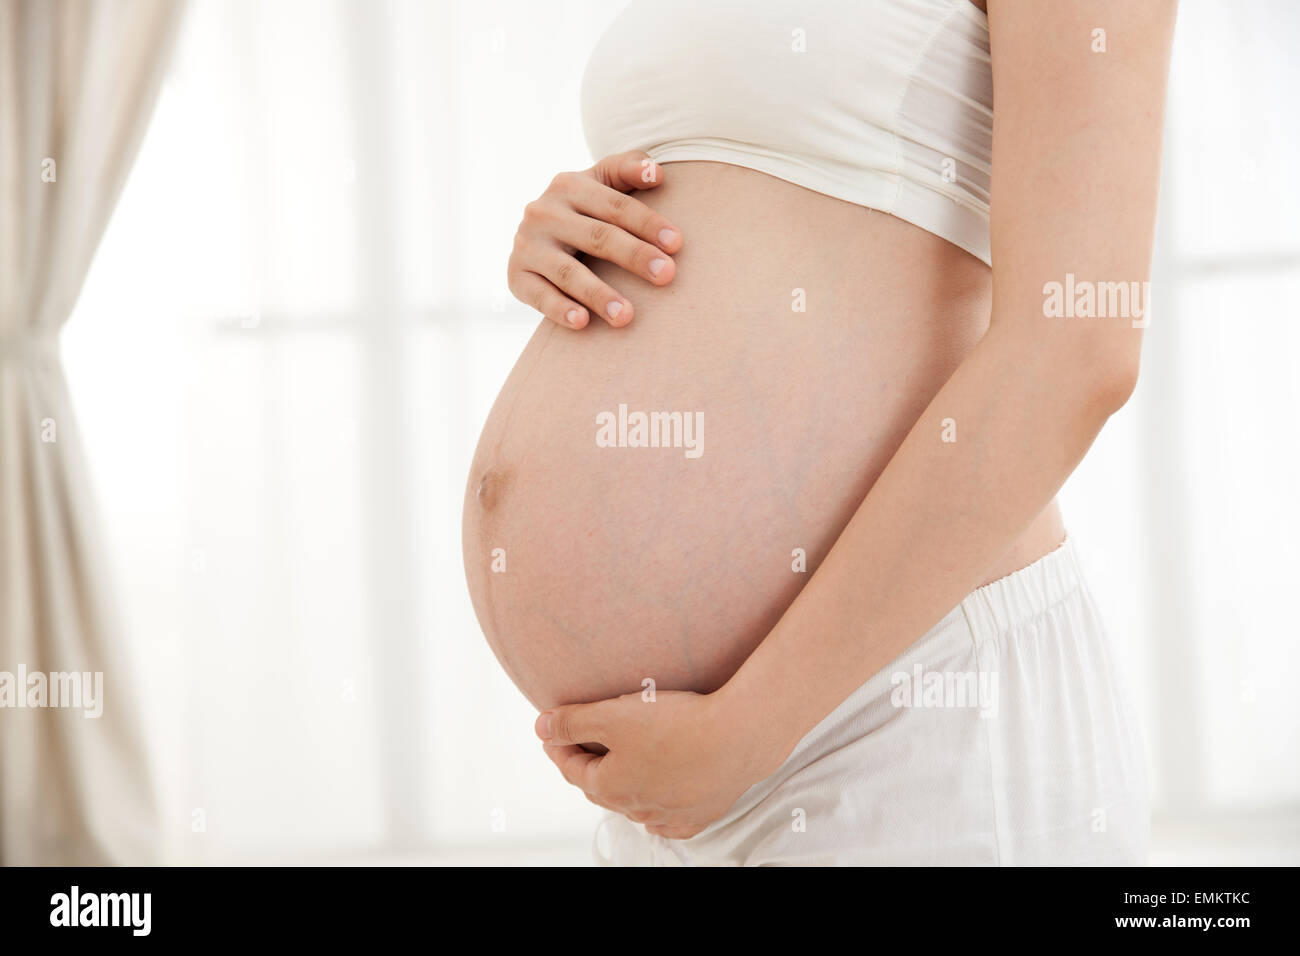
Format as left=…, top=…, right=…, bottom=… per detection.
left=506, top=153, right=683, bottom=329
left=473, top=159, right=1069, bottom=712
left=530, top=0, right=1180, bottom=839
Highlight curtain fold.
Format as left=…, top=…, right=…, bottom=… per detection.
left=0, top=0, right=184, bottom=865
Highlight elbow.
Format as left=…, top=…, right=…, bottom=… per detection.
left=1077, top=344, right=1142, bottom=418
left=992, top=319, right=1144, bottom=419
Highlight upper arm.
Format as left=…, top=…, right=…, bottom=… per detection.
left=986, top=0, right=1178, bottom=399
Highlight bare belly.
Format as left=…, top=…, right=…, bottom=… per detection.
left=463, top=161, right=1064, bottom=711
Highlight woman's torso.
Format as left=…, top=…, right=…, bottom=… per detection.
left=464, top=161, right=1064, bottom=711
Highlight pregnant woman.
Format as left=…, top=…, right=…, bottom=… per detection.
left=463, top=0, right=1177, bottom=865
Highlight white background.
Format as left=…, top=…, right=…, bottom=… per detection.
left=62, top=0, right=1300, bottom=864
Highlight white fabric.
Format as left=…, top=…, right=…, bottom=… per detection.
left=595, top=538, right=1150, bottom=866
left=0, top=0, right=183, bottom=864
left=580, top=0, right=993, bottom=264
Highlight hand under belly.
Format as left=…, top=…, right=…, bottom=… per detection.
left=462, top=162, right=995, bottom=711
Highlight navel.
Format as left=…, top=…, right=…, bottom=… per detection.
left=476, top=467, right=512, bottom=512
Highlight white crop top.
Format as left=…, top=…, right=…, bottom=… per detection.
left=580, top=0, right=994, bottom=265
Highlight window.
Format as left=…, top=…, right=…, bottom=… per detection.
left=64, top=0, right=1300, bottom=862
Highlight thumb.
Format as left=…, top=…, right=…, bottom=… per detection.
left=588, top=150, right=664, bottom=192
left=536, top=700, right=613, bottom=747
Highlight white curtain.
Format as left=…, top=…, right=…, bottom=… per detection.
left=0, top=0, right=183, bottom=864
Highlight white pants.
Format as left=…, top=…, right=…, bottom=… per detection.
left=595, top=537, right=1149, bottom=866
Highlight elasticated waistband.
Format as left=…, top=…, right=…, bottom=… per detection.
left=958, top=536, right=1082, bottom=645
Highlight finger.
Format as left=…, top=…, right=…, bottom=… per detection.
left=536, top=699, right=620, bottom=747
left=584, top=791, right=618, bottom=813
left=533, top=246, right=633, bottom=327
left=645, top=823, right=704, bottom=840
left=507, top=270, right=589, bottom=329
left=548, top=212, right=675, bottom=287
left=568, top=174, right=682, bottom=255
left=589, top=150, right=664, bottom=193
left=542, top=741, right=602, bottom=792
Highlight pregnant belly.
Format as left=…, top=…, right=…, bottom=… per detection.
left=463, top=162, right=999, bottom=711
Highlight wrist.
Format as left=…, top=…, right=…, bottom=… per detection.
left=710, top=667, right=803, bottom=781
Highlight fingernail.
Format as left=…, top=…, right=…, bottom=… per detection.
left=565, top=308, right=582, bottom=326
left=607, top=301, right=623, bottom=320
left=658, top=228, right=677, bottom=247
left=535, top=712, right=552, bottom=739
left=648, top=258, right=666, bottom=277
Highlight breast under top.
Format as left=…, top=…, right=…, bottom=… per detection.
left=581, top=0, right=994, bottom=265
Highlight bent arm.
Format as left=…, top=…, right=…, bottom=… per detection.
left=721, top=0, right=1179, bottom=763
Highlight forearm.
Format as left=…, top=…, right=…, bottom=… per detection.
left=718, top=322, right=1131, bottom=765
left=717, top=0, right=1176, bottom=769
